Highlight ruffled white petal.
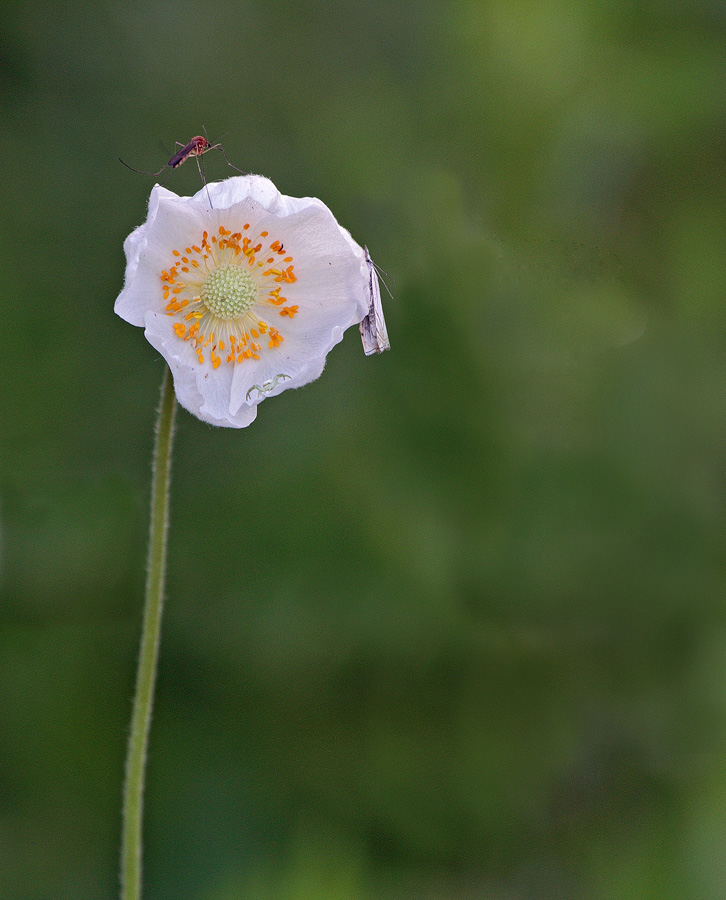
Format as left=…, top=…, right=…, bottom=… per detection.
left=144, top=310, right=257, bottom=428
left=202, top=175, right=332, bottom=220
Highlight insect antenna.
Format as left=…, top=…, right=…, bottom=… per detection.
left=370, top=258, right=393, bottom=298
left=209, top=127, right=231, bottom=144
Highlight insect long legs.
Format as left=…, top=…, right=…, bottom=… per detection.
left=119, top=135, right=245, bottom=207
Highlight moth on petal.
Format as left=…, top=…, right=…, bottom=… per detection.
left=359, top=247, right=391, bottom=356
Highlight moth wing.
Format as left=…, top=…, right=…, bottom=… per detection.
left=360, top=248, right=391, bottom=355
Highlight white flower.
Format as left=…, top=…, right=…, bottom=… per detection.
left=115, top=175, right=371, bottom=428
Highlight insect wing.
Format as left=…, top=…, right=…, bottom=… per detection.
left=360, top=249, right=390, bottom=355
left=168, top=142, right=194, bottom=168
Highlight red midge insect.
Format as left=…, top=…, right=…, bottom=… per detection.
left=119, top=134, right=244, bottom=205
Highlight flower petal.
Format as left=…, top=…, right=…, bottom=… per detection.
left=202, top=174, right=333, bottom=220
left=115, top=185, right=208, bottom=327
left=144, top=310, right=257, bottom=428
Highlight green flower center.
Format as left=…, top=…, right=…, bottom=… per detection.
left=201, top=265, right=257, bottom=319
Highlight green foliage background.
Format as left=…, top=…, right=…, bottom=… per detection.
left=2, top=1, right=726, bottom=897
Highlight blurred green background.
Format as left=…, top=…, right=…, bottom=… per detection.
left=2, top=0, right=726, bottom=897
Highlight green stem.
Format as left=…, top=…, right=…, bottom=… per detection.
left=120, top=366, right=177, bottom=900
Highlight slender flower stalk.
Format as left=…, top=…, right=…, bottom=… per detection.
left=120, top=366, right=177, bottom=900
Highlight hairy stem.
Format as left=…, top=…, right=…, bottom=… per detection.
left=120, top=366, right=177, bottom=900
